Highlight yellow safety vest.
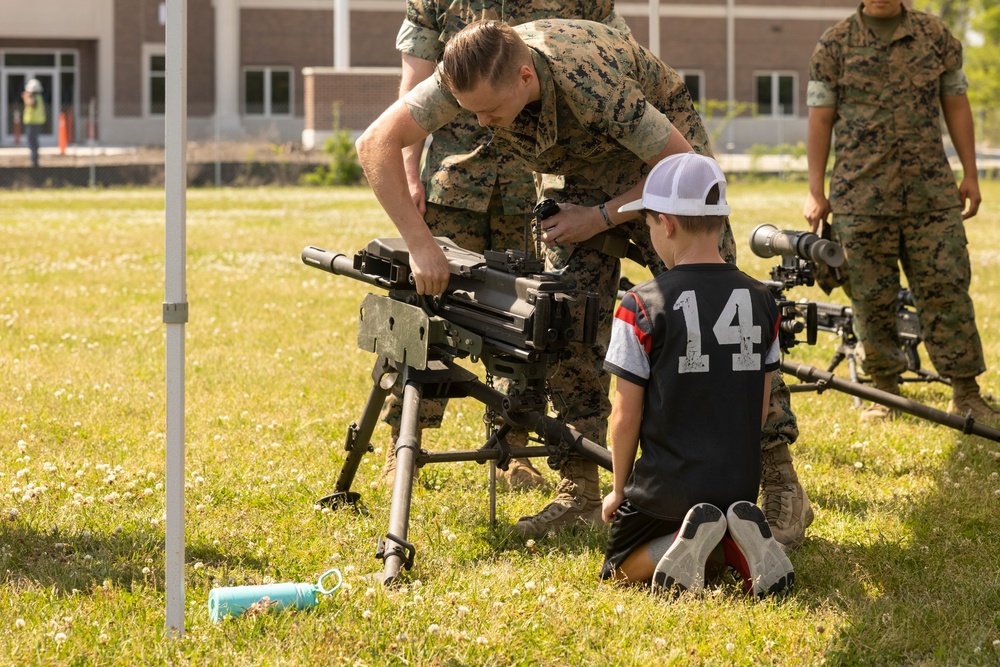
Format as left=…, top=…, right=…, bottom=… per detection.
left=23, top=94, right=47, bottom=126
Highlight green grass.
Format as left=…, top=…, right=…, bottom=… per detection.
left=1, top=182, right=999, bottom=665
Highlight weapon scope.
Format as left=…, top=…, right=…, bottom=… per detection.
left=750, top=223, right=845, bottom=268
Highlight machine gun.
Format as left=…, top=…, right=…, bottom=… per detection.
left=302, top=237, right=609, bottom=583
left=751, top=225, right=999, bottom=442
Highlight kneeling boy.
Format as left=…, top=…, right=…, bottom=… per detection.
left=600, top=153, right=794, bottom=596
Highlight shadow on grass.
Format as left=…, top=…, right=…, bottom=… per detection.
left=0, top=522, right=273, bottom=597
left=796, top=429, right=1000, bottom=666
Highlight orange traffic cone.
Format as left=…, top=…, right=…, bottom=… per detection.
left=58, top=112, right=68, bottom=155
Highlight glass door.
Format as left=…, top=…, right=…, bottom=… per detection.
left=2, top=49, right=77, bottom=146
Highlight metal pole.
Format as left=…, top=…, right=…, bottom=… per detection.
left=164, top=0, right=189, bottom=638
left=334, top=0, right=350, bottom=70
left=648, top=0, right=660, bottom=58
left=726, top=0, right=736, bottom=151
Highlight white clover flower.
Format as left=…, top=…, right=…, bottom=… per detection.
left=428, top=623, right=440, bottom=634
left=476, top=636, right=488, bottom=645
left=193, top=562, right=204, bottom=570
left=726, top=643, right=735, bottom=651
left=457, top=605, right=470, bottom=615
left=54, top=632, right=68, bottom=642
left=15, top=618, right=25, bottom=628
left=361, top=609, right=372, bottom=619
left=854, top=462, right=863, bottom=469
left=654, top=638, right=667, bottom=648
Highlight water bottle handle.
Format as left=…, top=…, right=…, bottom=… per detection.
left=316, top=568, right=343, bottom=595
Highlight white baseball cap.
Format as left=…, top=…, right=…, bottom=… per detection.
left=618, top=153, right=731, bottom=217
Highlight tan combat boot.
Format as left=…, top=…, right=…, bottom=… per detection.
left=381, top=426, right=420, bottom=488
left=760, top=443, right=814, bottom=550
left=860, top=374, right=900, bottom=422
left=495, top=429, right=546, bottom=490
left=512, top=456, right=602, bottom=537
left=948, top=376, right=1000, bottom=425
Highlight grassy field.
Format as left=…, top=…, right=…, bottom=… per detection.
left=1, top=181, right=998, bottom=666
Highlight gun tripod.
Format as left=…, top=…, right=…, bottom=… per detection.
left=814, top=337, right=949, bottom=409
left=319, top=352, right=612, bottom=585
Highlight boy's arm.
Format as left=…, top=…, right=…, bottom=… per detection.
left=602, top=378, right=644, bottom=523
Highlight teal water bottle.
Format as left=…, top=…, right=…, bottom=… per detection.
left=208, top=568, right=342, bottom=622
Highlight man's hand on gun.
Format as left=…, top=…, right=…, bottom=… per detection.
left=803, top=190, right=831, bottom=233
left=541, top=202, right=607, bottom=247
left=408, top=237, right=451, bottom=296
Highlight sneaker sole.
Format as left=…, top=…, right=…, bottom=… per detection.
left=652, top=504, right=727, bottom=595
left=726, top=502, right=795, bottom=597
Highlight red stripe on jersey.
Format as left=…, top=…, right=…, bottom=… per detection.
left=614, top=298, right=651, bottom=352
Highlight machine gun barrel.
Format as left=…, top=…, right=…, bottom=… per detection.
left=781, top=360, right=1000, bottom=442
left=302, top=245, right=397, bottom=289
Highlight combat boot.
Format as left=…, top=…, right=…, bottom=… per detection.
left=512, top=457, right=602, bottom=537
left=860, top=374, right=899, bottom=422
left=497, top=458, right=546, bottom=490
left=760, top=442, right=813, bottom=550
left=948, top=376, right=1000, bottom=425
left=381, top=426, right=420, bottom=488
left=495, top=429, right=546, bottom=490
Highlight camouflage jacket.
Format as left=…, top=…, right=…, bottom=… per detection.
left=396, top=2, right=628, bottom=214
left=808, top=5, right=965, bottom=214
left=404, top=19, right=710, bottom=210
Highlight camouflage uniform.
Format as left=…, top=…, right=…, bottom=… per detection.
left=382, top=1, right=628, bottom=439
left=406, top=18, right=807, bottom=543
left=808, top=6, right=986, bottom=381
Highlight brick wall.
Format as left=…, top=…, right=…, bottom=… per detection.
left=303, top=68, right=400, bottom=144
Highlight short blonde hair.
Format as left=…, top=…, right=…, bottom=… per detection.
left=441, top=20, right=531, bottom=93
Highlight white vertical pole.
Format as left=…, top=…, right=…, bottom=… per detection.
left=726, top=0, right=736, bottom=150
left=334, top=0, right=350, bottom=70
left=164, top=0, right=188, bottom=638
left=648, top=0, right=660, bottom=58
left=214, top=0, right=240, bottom=137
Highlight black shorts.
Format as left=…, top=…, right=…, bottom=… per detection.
left=600, top=499, right=682, bottom=580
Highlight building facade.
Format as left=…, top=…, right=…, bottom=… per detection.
left=0, top=0, right=858, bottom=151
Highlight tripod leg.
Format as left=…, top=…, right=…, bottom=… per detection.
left=320, top=357, right=396, bottom=507
left=378, top=373, right=422, bottom=584
left=846, top=352, right=862, bottom=408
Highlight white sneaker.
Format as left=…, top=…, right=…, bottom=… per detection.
left=725, top=501, right=794, bottom=597
left=651, top=503, right=727, bottom=595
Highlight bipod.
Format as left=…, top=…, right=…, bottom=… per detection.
left=781, top=360, right=1000, bottom=443
left=319, top=352, right=611, bottom=585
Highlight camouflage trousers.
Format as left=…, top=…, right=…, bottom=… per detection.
left=380, top=190, right=529, bottom=432
left=833, top=209, right=986, bottom=379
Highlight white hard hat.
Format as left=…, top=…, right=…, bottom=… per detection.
left=25, top=79, right=43, bottom=94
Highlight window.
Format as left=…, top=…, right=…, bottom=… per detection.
left=244, top=67, right=293, bottom=117
left=677, top=71, right=704, bottom=108
left=143, top=44, right=167, bottom=117
left=754, top=72, right=796, bottom=117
